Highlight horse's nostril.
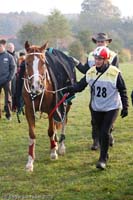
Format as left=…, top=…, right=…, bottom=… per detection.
left=40, top=84, right=43, bottom=89
left=31, top=85, right=34, bottom=90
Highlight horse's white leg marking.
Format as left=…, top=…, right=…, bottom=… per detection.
left=50, top=134, right=58, bottom=160
left=58, top=118, right=66, bottom=155
left=26, top=138, right=35, bottom=172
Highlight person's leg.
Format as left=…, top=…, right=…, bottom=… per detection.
left=90, top=106, right=99, bottom=150
left=109, top=125, right=115, bottom=146
left=92, top=109, right=119, bottom=169
left=11, top=76, right=17, bottom=111
left=98, top=109, right=119, bottom=169
left=3, top=81, right=12, bottom=120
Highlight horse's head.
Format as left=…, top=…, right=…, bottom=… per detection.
left=24, top=41, right=49, bottom=95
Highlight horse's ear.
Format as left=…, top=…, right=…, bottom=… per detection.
left=25, top=41, right=30, bottom=52
left=40, top=41, right=49, bottom=52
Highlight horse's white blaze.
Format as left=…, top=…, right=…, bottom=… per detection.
left=33, top=56, right=40, bottom=90
left=26, top=155, right=34, bottom=172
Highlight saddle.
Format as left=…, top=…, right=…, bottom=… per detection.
left=46, top=48, right=76, bottom=122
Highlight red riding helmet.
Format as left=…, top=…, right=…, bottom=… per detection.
left=93, top=46, right=110, bottom=59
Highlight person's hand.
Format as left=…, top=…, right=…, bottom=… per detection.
left=131, top=90, right=133, bottom=105
left=63, top=85, right=75, bottom=94
left=120, top=109, right=128, bottom=118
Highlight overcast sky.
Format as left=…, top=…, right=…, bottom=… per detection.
left=0, top=0, right=132, bottom=17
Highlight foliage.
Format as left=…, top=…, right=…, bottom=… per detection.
left=76, top=30, right=94, bottom=54
left=81, top=0, right=121, bottom=18
left=119, top=49, right=132, bottom=62
left=0, top=12, right=46, bottom=35
left=17, top=9, right=72, bottom=49
left=68, top=39, right=85, bottom=61
left=0, top=63, right=133, bottom=200
left=1, top=2, right=133, bottom=55
left=17, top=23, right=45, bottom=46
left=109, top=37, right=123, bottom=53
left=45, top=9, right=72, bottom=48
left=77, top=0, right=121, bottom=32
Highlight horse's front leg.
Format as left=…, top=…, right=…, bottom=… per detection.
left=58, top=116, right=66, bottom=155
left=48, top=118, right=58, bottom=160
left=25, top=107, right=36, bottom=172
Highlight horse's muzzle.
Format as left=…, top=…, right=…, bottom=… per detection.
left=31, top=84, right=44, bottom=95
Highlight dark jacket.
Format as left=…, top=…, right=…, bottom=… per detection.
left=0, top=51, right=16, bottom=85
left=7, top=50, right=19, bottom=74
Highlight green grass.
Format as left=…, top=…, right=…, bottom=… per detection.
left=0, top=63, right=133, bottom=200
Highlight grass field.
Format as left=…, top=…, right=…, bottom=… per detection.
left=0, top=63, right=133, bottom=200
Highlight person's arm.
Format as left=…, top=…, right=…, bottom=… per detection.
left=70, top=56, right=90, bottom=74
left=117, top=72, right=128, bottom=117
left=112, top=55, right=119, bottom=68
left=8, top=55, right=16, bottom=81
left=76, top=62, right=90, bottom=74
left=64, top=75, right=88, bottom=94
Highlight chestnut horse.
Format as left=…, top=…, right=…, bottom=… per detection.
left=23, top=41, right=74, bottom=172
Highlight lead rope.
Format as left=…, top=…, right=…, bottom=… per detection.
left=30, top=90, right=45, bottom=119
left=39, top=89, right=45, bottom=111
left=32, top=99, right=36, bottom=118
left=48, top=93, right=69, bottom=119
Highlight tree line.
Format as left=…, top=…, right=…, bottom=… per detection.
left=1, top=0, right=133, bottom=62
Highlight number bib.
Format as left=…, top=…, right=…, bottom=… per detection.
left=86, top=65, right=122, bottom=111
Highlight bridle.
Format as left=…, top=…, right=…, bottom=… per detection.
left=23, top=52, right=50, bottom=117
left=24, top=52, right=49, bottom=93
left=23, top=51, right=69, bottom=119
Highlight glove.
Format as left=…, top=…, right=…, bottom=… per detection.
left=131, top=90, right=133, bottom=105
left=63, top=85, right=75, bottom=94
left=70, top=56, right=80, bottom=66
left=120, top=109, right=128, bottom=118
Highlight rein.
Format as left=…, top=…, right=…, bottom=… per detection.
left=48, top=93, right=69, bottom=119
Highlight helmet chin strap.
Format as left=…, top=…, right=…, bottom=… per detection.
left=96, top=63, right=109, bottom=73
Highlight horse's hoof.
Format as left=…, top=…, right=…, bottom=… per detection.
left=58, top=143, right=66, bottom=155
left=50, top=150, right=58, bottom=160
left=25, top=163, right=34, bottom=172
left=26, top=156, right=34, bottom=172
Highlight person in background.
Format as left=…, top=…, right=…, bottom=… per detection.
left=73, top=33, right=119, bottom=150
left=7, top=42, right=18, bottom=111
left=16, top=52, right=26, bottom=113
left=65, top=46, right=128, bottom=170
left=0, top=39, right=16, bottom=120
left=17, top=52, right=26, bottom=75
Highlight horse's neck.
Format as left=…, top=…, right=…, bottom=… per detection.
left=45, top=68, right=53, bottom=91
left=45, top=68, right=50, bottom=82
